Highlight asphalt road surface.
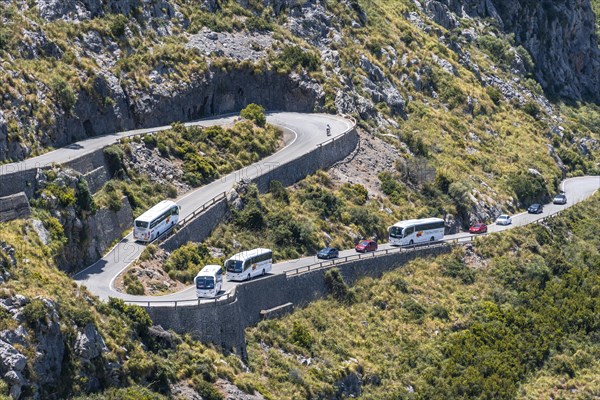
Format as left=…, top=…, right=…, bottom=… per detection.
left=73, top=112, right=354, bottom=300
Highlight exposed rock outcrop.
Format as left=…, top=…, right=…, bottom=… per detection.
left=418, top=0, right=600, bottom=102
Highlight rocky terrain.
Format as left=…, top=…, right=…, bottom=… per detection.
left=0, top=0, right=598, bottom=163
left=0, top=0, right=599, bottom=398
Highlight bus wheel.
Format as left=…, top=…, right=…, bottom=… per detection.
left=409, top=240, right=414, bottom=245
left=430, top=236, right=434, bottom=242
left=262, top=269, right=266, bottom=276
left=247, top=274, right=251, bottom=281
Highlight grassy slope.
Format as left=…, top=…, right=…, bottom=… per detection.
left=236, top=193, right=600, bottom=399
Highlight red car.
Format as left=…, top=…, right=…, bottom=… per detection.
left=355, top=239, right=378, bottom=253
left=469, top=222, right=488, bottom=234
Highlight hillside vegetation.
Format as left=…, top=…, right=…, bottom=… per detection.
left=235, top=193, right=600, bottom=399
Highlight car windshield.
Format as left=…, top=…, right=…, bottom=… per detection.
left=555, top=195, right=565, bottom=199
left=499, top=216, right=508, bottom=220
left=531, top=204, right=540, bottom=208
left=135, top=220, right=149, bottom=229
left=225, top=260, right=244, bottom=273
left=196, top=277, right=215, bottom=290
left=359, top=241, right=370, bottom=246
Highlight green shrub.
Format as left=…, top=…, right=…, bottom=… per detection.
left=69, top=307, right=95, bottom=328
left=240, top=103, right=266, bottom=128
left=164, top=242, right=217, bottom=283
left=104, top=145, right=127, bottom=178
left=340, top=183, right=368, bottom=205
left=108, top=298, right=152, bottom=337
left=71, top=386, right=168, bottom=400
left=274, top=46, right=321, bottom=72
left=269, top=180, right=289, bottom=203
left=290, top=321, right=314, bottom=349
left=508, top=171, right=549, bottom=206
left=378, top=172, right=403, bottom=204
left=139, top=244, right=158, bottom=262
left=22, top=299, right=48, bottom=327
left=431, top=304, right=450, bottom=320
left=49, top=76, right=76, bottom=113
left=522, top=101, right=541, bottom=118
left=486, top=86, right=502, bottom=105
left=403, top=298, right=426, bottom=320
left=124, top=271, right=145, bottom=295
left=76, top=177, right=96, bottom=213
left=110, top=14, right=129, bottom=37
left=324, top=268, right=355, bottom=304
left=346, top=206, right=382, bottom=238
left=442, top=254, right=475, bottom=284
left=192, top=377, right=223, bottom=400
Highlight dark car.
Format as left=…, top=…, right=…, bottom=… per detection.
left=527, top=203, right=544, bottom=214
left=317, top=247, right=339, bottom=259
left=553, top=194, right=567, bottom=205
left=355, top=239, right=377, bottom=253
left=469, top=222, right=488, bottom=234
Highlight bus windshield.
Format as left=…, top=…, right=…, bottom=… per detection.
left=196, top=277, right=215, bottom=289
left=135, top=221, right=149, bottom=229
left=226, top=260, right=244, bottom=273
left=389, top=226, right=403, bottom=238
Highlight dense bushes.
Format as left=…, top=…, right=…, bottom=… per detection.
left=508, top=170, right=549, bottom=206
left=240, top=103, right=266, bottom=127
left=272, top=45, right=321, bottom=72
left=164, top=242, right=220, bottom=283
left=242, top=193, right=600, bottom=399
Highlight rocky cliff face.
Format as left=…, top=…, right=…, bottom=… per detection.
left=420, top=0, right=600, bottom=102
left=1, top=0, right=597, bottom=163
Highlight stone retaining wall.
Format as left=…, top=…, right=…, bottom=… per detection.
left=0, top=192, right=31, bottom=223
left=146, top=245, right=451, bottom=356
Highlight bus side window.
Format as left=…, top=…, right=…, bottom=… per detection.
left=405, top=226, right=415, bottom=235
left=172, top=206, right=179, bottom=215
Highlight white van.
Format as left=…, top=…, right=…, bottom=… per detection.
left=194, top=265, right=223, bottom=298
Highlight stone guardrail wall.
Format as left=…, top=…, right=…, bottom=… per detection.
left=145, top=244, right=450, bottom=357
left=0, top=145, right=110, bottom=199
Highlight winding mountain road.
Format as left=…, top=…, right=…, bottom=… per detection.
left=5, top=111, right=597, bottom=305
left=73, top=112, right=354, bottom=300
left=121, top=175, right=600, bottom=305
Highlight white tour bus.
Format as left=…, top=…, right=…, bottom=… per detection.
left=388, top=217, right=445, bottom=246
left=133, top=200, right=181, bottom=242
left=195, top=265, right=223, bottom=298
left=225, top=248, right=273, bottom=281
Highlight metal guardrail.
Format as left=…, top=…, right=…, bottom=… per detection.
left=125, top=205, right=571, bottom=307
left=127, top=290, right=236, bottom=309
left=283, top=208, right=565, bottom=277
left=284, top=241, right=447, bottom=277
left=151, top=191, right=227, bottom=245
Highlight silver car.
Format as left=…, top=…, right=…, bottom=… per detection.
left=495, top=214, right=512, bottom=225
